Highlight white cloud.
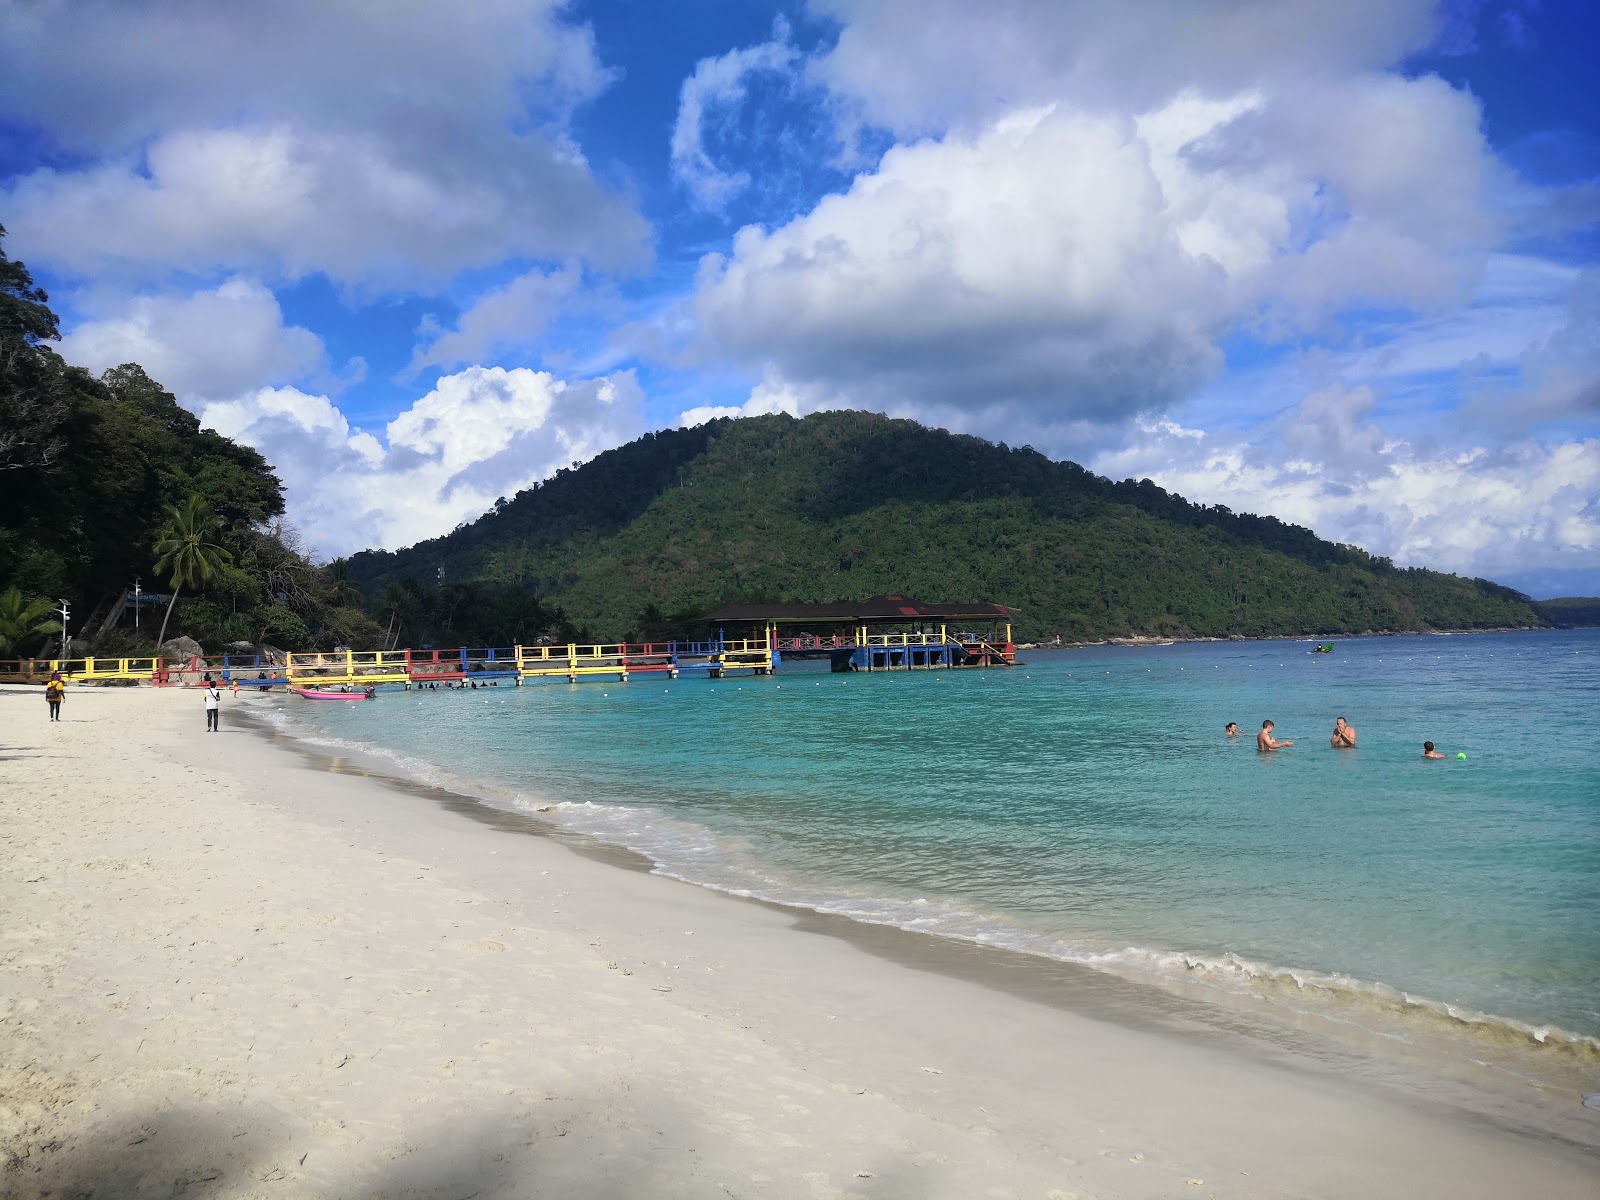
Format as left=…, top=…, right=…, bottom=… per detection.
left=678, top=368, right=807, bottom=427
left=199, top=367, right=647, bottom=555
left=56, top=277, right=332, bottom=403
left=692, top=77, right=1496, bottom=430
left=408, top=263, right=583, bottom=374
left=5, top=125, right=647, bottom=290
left=807, top=0, right=1440, bottom=136
left=1088, top=411, right=1600, bottom=585
left=0, top=3, right=648, bottom=287
left=670, top=19, right=801, bottom=210
left=0, top=0, right=610, bottom=154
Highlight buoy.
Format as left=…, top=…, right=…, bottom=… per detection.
left=1457, top=752, right=1467, bottom=760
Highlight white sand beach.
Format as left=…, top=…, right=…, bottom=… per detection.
left=3, top=684, right=1597, bottom=1199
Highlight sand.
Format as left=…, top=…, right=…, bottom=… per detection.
left=2, top=683, right=1597, bottom=1199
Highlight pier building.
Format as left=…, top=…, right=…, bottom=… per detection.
left=702, top=596, right=1015, bottom=672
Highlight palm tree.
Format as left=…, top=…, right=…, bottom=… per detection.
left=323, top=558, right=363, bottom=608
left=0, top=586, right=61, bottom=656
left=152, top=495, right=234, bottom=649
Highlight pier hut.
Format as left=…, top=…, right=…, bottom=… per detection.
left=702, top=596, right=1015, bottom=672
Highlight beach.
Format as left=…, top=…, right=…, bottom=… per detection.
left=2, top=684, right=1597, bottom=1199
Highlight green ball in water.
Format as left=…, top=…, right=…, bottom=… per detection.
left=1456, top=752, right=1467, bottom=760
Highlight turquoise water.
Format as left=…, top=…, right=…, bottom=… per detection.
left=268, top=629, right=1600, bottom=1047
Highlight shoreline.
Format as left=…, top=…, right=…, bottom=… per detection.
left=1031, top=625, right=1553, bottom=650
left=3, top=686, right=1598, bottom=1197
left=249, top=675, right=1600, bottom=1075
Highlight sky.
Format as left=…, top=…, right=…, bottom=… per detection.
left=2, top=0, right=1597, bottom=598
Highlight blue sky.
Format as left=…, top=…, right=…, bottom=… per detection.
left=2, top=0, right=1596, bottom=596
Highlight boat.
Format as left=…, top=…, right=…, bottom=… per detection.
left=292, top=687, right=375, bottom=700
left=1312, top=643, right=1335, bottom=654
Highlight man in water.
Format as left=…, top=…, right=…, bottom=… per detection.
left=1257, top=720, right=1293, bottom=751
left=1422, top=741, right=1446, bottom=759
left=1330, top=716, right=1357, bottom=748
left=1225, top=722, right=1239, bottom=737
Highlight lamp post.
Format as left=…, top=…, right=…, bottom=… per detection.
left=57, top=598, right=70, bottom=660
left=133, top=577, right=141, bottom=630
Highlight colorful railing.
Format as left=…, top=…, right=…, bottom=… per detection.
left=1, top=632, right=1016, bottom=686
left=0, top=656, right=168, bottom=683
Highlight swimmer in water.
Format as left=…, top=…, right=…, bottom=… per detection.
left=1422, top=741, right=1446, bottom=759
left=1257, top=720, right=1293, bottom=751
left=1225, top=722, right=1239, bottom=737
left=1330, top=716, right=1357, bottom=748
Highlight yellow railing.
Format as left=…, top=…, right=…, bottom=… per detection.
left=286, top=650, right=413, bottom=686
left=2, top=639, right=779, bottom=686
left=0, top=656, right=166, bottom=683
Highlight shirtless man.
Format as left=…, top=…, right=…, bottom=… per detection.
left=1225, top=722, right=1239, bottom=737
left=1257, top=720, right=1293, bottom=751
left=1330, top=716, right=1357, bottom=748
left=1422, top=741, right=1446, bottom=759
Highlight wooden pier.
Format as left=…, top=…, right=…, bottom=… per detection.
left=0, top=596, right=1006, bottom=688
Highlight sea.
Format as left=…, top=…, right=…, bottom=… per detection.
left=260, top=628, right=1600, bottom=1085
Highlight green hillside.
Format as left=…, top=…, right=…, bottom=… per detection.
left=347, top=410, right=1542, bottom=642
left=1534, top=597, right=1600, bottom=627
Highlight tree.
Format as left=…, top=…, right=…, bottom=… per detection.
left=0, top=224, right=70, bottom=470
left=0, top=586, right=62, bottom=656
left=152, top=495, right=234, bottom=648
left=323, top=558, right=362, bottom=607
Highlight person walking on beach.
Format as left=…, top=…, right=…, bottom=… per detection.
left=1257, top=720, right=1293, bottom=751
left=204, top=682, right=222, bottom=732
left=45, top=675, right=64, bottom=721
left=1330, top=716, right=1357, bottom=748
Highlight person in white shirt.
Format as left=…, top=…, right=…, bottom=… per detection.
left=204, top=683, right=222, bottom=732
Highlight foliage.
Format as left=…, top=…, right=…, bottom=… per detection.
left=0, top=231, right=402, bottom=654
left=0, top=223, right=70, bottom=472
left=152, top=494, right=235, bottom=646
left=349, top=411, right=1546, bottom=642
left=1535, top=597, right=1600, bottom=627
left=0, top=585, right=61, bottom=656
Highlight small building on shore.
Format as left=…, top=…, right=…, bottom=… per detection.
left=701, top=595, right=1016, bottom=671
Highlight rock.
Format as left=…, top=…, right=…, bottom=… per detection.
left=159, top=635, right=204, bottom=659
left=226, top=640, right=255, bottom=652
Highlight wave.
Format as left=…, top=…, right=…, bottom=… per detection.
left=252, top=696, right=1600, bottom=1071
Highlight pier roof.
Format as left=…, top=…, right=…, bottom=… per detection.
left=702, top=595, right=1012, bottom=625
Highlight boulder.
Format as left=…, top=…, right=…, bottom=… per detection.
left=159, top=635, right=204, bottom=659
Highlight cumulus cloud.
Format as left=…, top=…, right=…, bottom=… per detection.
left=0, top=2, right=649, bottom=287
left=0, top=0, right=610, bottom=154
left=670, top=19, right=801, bottom=210
left=199, top=367, right=647, bottom=555
left=808, top=0, right=1440, bottom=136
left=692, top=76, right=1496, bottom=431
left=408, top=263, right=583, bottom=374
left=1087, top=411, right=1600, bottom=586
left=5, top=125, right=646, bottom=291
left=56, top=277, right=335, bottom=403
left=678, top=368, right=808, bottom=427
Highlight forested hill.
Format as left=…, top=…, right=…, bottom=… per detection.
left=346, top=410, right=1541, bottom=643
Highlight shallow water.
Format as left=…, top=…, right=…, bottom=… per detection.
left=266, top=629, right=1600, bottom=1057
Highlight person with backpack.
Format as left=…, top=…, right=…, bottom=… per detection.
left=45, top=675, right=65, bottom=721
left=204, top=681, right=222, bottom=731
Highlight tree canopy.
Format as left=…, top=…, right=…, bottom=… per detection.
left=350, top=411, right=1545, bottom=642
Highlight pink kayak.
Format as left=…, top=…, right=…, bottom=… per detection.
left=292, top=687, right=375, bottom=700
